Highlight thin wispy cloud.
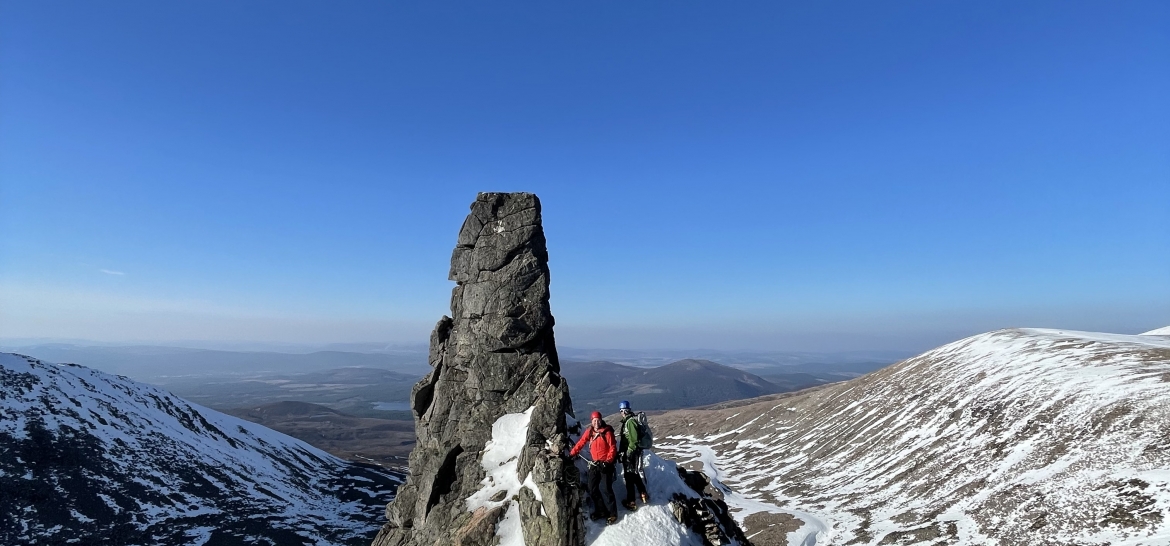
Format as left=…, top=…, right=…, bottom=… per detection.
left=99, top=269, right=125, bottom=276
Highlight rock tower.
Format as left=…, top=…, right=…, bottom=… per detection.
left=372, top=193, right=584, bottom=546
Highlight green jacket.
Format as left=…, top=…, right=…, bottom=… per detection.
left=620, top=416, right=640, bottom=455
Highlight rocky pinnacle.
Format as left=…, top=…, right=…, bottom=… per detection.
left=372, top=193, right=584, bottom=546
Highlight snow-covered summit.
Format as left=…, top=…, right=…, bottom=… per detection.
left=654, top=328, right=1170, bottom=545
left=0, top=353, right=402, bottom=546
left=1141, top=325, right=1170, bottom=336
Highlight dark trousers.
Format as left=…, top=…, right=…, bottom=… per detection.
left=587, top=462, right=617, bottom=518
left=622, top=449, right=647, bottom=502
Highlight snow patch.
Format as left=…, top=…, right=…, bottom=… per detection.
left=467, top=406, right=537, bottom=546
left=586, top=452, right=710, bottom=546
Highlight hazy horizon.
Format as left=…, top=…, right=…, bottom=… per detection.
left=2, top=311, right=1165, bottom=356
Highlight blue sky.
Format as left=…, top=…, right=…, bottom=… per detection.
left=1, top=1, right=1167, bottom=352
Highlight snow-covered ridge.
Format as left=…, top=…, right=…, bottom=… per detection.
left=654, top=328, right=1170, bottom=545
left=0, top=353, right=402, bottom=545
left=1141, top=325, right=1170, bottom=336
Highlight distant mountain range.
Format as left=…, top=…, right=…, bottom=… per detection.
left=0, top=353, right=403, bottom=546
left=1, top=342, right=904, bottom=380
left=2, top=344, right=897, bottom=419
left=560, top=347, right=913, bottom=370
left=0, top=344, right=432, bottom=380
left=561, top=358, right=787, bottom=413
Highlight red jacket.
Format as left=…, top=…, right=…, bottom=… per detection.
left=570, top=422, right=617, bottom=464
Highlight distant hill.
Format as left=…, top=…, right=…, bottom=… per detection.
left=561, top=358, right=785, bottom=413
left=225, top=401, right=415, bottom=465
left=558, top=346, right=912, bottom=369
left=756, top=371, right=834, bottom=392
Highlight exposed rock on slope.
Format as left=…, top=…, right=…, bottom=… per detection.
left=654, top=329, right=1170, bottom=545
left=0, top=353, right=402, bottom=546
left=373, top=193, right=583, bottom=546
left=671, top=465, right=752, bottom=546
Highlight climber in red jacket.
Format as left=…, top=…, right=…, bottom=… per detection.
left=570, top=411, right=619, bottom=524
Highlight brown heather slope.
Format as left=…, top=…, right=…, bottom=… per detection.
left=225, top=401, right=414, bottom=467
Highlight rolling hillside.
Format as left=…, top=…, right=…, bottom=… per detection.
left=653, top=329, right=1170, bottom=545
left=562, top=358, right=784, bottom=413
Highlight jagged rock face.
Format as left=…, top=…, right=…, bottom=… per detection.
left=373, top=193, right=583, bottom=546
left=670, top=467, right=751, bottom=546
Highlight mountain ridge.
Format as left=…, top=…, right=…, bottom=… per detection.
left=653, top=328, right=1170, bottom=545
left=0, top=353, right=403, bottom=546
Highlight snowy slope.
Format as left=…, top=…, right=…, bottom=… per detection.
left=464, top=407, right=733, bottom=546
left=0, top=353, right=403, bottom=546
left=1141, top=325, right=1170, bottom=336
left=653, top=329, right=1170, bottom=545
left=582, top=452, right=732, bottom=546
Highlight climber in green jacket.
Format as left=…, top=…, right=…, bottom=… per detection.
left=617, top=400, right=649, bottom=511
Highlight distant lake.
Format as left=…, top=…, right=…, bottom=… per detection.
left=372, top=401, right=411, bottom=411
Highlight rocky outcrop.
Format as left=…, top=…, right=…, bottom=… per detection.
left=670, top=467, right=752, bottom=546
left=372, top=193, right=584, bottom=546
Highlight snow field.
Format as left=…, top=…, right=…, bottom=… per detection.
left=581, top=451, right=740, bottom=546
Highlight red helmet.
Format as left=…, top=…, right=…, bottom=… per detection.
left=590, top=411, right=602, bottom=420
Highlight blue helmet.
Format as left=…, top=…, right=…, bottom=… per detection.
left=618, top=400, right=631, bottom=411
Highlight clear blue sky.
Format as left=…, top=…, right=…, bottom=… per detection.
left=1, top=1, right=1167, bottom=352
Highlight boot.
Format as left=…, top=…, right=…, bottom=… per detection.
left=641, top=492, right=650, bottom=504
left=622, top=500, right=637, bottom=511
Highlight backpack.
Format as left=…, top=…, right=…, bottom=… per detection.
left=635, top=411, right=653, bottom=450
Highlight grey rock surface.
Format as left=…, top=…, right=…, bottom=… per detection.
left=669, top=466, right=751, bottom=546
left=372, top=193, right=584, bottom=546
